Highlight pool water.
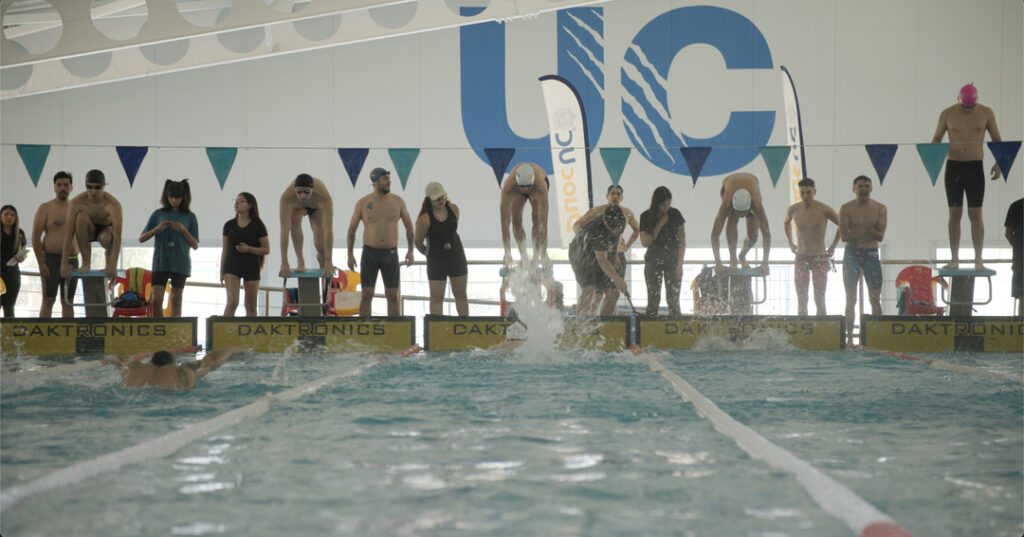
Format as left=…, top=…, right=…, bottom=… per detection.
left=1, top=347, right=1021, bottom=537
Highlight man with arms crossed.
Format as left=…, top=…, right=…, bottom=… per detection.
left=33, top=171, right=79, bottom=317
left=60, top=169, right=123, bottom=281
left=499, top=163, right=550, bottom=270
left=347, top=167, right=414, bottom=316
left=279, top=173, right=334, bottom=277
left=783, top=178, right=841, bottom=316
left=840, top=175, right=887, bottom=346
left=931, top=83, right=1003, bottom=270
left=711, top=173, right=771, bottom=275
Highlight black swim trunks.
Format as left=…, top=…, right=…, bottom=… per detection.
left=944, top=160, right=985, bottom=208
left=361, top=245, right=400, bottom=289
left=305, top=206, right=317, bottom=216
left=90, top=222, right=113, bottom=242
left=42, top=253, right=79, bottom=299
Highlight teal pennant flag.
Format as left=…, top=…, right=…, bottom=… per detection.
left=16, top=144, right=50, bottom=187
left=205, top=147, right=237, bottom=190
left=915, top=143, right=948, bottom=186
left=599, top=148, right=631, bottom=187
left=388, top=148, right=420, bottom=190
left=757, top=146, right=791, bottom=187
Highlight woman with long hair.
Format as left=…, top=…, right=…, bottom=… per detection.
left=1, top=205, right=28, bottom=317
left=414, top=182, right=469, bottom=315
left=139, top=179, right=199, bottom=317
left=221, top=192, right=270, bottom=316
left=638, top=186, right=686, bottom=315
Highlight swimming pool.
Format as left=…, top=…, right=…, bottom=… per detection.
left=1, top=346, right=1021, bottom=537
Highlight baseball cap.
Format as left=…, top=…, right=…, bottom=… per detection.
left=732, top=189, right=752, bottom=212
left=425, top=181, right=447, bottom=200
left=370, top=167, right=390, bottom=182
left=515, top=165, right=535, bottom=187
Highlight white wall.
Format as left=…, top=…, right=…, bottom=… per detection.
left=2, top=0, right=1021, bottom=280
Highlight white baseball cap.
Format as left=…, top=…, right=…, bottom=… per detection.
left=425, top=181, right=447, bottom=200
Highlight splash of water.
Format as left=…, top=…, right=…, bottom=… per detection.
left=691, top=327, right=797, bottom=352
left=505, top=266, right=565, bottom=357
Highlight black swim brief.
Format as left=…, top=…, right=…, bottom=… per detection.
left=361, top=245, right=400, bottom=289
left=944, top=160, right=985, bottom=208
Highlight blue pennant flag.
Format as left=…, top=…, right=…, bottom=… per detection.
left=338, top=148, right=369, bottom=187
left=484, top=148, right=516, bottom=187
left=915, top=143, right=948, bottom=186
left=679, top=147, right=712, bottom=186
left=599, top=148, right=631, bottom=187
left=988, top=141, right=1022, bottom=181
left=115, top=146, right=148, bottom=187
left=757, top=146, right=791, bottom=187
left=388, top=148, right=420, bottom=190
left=865, top=144, right=898, bottom=185
left=16, top=144, right=50, bottom=187
left=205, top=147, right=237, bottom=190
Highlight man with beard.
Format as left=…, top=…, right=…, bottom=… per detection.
left=32, top=171, right=79, bottom=317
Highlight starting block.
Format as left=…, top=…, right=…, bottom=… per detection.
left=727, top=268, right=768, bottom=313
left=65, top=270, right=120, bottom=318
left=287, top=270, right=331, bottom=317
left=938, top=268, right=996, bottom=317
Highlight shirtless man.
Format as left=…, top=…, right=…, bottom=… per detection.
left=931, top=83, right=1003, bottom=270
left=572, top=185, right=639, bottom=314
left=279, top=173, right=334, bottom=278
left=32, top=171, right=79, bottom=317
left=783, top=178, right=841, bottom=316
left=106, top=347, right=241, bottom=390
left=710, top=173, right=771, bottom=275
left=840, top=175, right=887, bottom=346
left=346, top=167, right=414, bottom=316
left=499, top=163, right=550, bottom=270
left=60, top=170, right=122, bottom=280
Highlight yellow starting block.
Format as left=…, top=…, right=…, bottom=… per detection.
left=206, top=316, right=415, bottom=353
left=0, top=317, right=198, bottom=356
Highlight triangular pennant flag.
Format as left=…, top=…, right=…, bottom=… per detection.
left=338, top=148, right=369, bottom=187
left=205, top=147, right=237, bottom=190
left=484, top=148, right=516, bottom=186
left=915, top=143, right=948, bottom=186
left=865, top=144, right=898, bottom=185
left=599, top=148, right=631, bottom=187
left=679, top=146, right=712, bottom=186
left=757, top=146, right=791, bottom=187
left=115, top=146, right=148, bottom=187
left=988, top=141, right=1022, bottom=181
left=387, top=148, right=420, bottom=189
left=16, top=144, right=50, bottom=187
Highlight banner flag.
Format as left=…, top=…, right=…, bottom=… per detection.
left=16, top=144, right=50, bottom=187
left=758, top=146, right=790, bottom=187
left=915, top=143, right=948, bottom=186
left=388, top=148, right=420, bottom=190
left=988, top=141, right=1022, bottom=182
left=205, top=147, right=237, bottom=190
left=484, top=148, right=516, bottom=187
left=599, top=148, right=631, bottom=187
left=338, top=148, right=369, bottom=187
left=865, top=144, right=898, bottom=184
left=540, top=74, right=593, bottom=248
left=680, top=146, right=712, bottom=186
left=115, top=146, right=148, bottom=187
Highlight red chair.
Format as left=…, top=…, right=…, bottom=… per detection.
left=110, top=268, right=152, bottom=317
left=895, top=265, right=946, bottom=316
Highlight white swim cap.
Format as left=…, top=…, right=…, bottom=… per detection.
left=732, top=189, right=752, bottom=212
left=515, top=165, right=535, bottom=187
left=506, top=322, right=527, bottom=341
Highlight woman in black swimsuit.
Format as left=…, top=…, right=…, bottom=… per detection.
left=414, top=182, right=468, bottom=316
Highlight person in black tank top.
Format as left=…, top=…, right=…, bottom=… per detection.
left=414, top=182, right=469, bottom=316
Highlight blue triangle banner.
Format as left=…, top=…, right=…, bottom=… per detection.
left=865, top=144, right=898, bottom=185
left=115, top=146, right=148, bottom=187
left=599, top=148, right=631, bottom=187
left=679, top=146, right=712, bottom=186
left=338, top=148, right=369, bottom=187
left=988, top=141, right=1022, bottom=182
left=387, top=148, right=420, bottom=190
left=915, top=143, right=948, bottom=186
left=16, top=144, right=50, bottom=187
left=484, top=148, right=515, bottom=187
left=757, top=146, right=791, bottom=187
left=205, top=147, right=237, bottom=190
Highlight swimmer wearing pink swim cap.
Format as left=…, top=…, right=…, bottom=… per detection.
left=931, top=82, right=1004, bottom=271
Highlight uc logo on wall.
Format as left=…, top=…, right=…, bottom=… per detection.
left=459, top=5, right=776, bottom=179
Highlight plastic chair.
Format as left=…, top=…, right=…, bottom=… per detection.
left=691, top=266, right=728, bottom=315
left=895, top=265, right=946, bottom=316
left=110, top=268, right=152, bottom=317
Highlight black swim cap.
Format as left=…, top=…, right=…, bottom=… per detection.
left=150, top=351, right=174, bottom=366
left=294, top=174, right=314, bottom=188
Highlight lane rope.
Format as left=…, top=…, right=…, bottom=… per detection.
left=629, top=345, right=917, bottom=537
left=0, top=345, right=421, bottom=514
left=857, top=345, right=1021, bottom=383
